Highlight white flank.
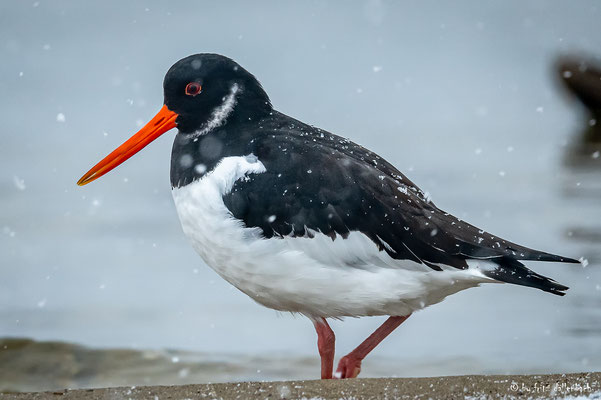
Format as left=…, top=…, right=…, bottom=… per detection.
left=188, top=83, right=239, bottom=138
left=172, top=155, right=496, bottom=318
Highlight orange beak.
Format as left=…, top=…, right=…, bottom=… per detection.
left=77, top=105, right=178, bottom=186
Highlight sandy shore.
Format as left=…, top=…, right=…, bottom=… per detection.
left=2, top=372, right=600, bottom=400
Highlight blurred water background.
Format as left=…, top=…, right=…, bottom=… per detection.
left=1, top=0, right=601, bottom=392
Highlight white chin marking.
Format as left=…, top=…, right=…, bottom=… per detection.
left=172, top=155, right=495, bottom=318
left=188, top=83, right=239, bottom=138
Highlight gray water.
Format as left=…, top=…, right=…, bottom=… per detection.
left=1, top=0, right=601, bottom=392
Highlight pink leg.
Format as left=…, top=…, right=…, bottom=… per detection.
left=335, top=314, right=411, bottom=379
left=313, top=318, right=336, bottom=379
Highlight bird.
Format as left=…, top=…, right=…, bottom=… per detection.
left=557, top=55, right=601, bottom=166
left=78, top=53, right=579, bottom=380
left=558, top=56, right=601, bottom=115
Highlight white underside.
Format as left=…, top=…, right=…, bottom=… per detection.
left=172, top=155, right=497, bottom=319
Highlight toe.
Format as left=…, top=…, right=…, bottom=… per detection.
left=335, top=356, right=362, bottom=379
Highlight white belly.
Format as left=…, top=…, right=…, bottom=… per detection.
left=171, top=155, right=494, bottom=318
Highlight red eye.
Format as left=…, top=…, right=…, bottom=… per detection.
left=185, top=82, right=202, bottom=96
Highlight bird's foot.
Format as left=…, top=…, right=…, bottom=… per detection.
left=334, top=355, right=362, bottom=379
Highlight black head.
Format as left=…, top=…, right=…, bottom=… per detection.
left=163, top=53, right=272, bottom=133
left=77, top=53, right=272, bottom=186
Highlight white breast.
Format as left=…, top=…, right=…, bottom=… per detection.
left=171, top=155, right=495, bottom=319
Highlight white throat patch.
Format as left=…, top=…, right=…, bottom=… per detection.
left=188, top=83, right=239, bottom=138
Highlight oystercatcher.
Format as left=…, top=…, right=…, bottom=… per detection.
left=78, top=54, right=578, bottom=379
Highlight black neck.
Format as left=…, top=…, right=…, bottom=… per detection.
left=170, top=112, right=264, bottom=188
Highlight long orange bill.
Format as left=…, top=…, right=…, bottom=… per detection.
left=77, top=105, right=179, bottom=186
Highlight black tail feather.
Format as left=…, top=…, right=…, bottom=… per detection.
left=481, top=257, right=570, bottom=296
left=513, top=250, right=580, bottom=264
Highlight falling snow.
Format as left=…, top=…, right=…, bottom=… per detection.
left=179, top=154, right=194, bottom=168
left=278, top=385, right=292, bottom=399
left=13, top=176, right=26, bottom=190
left=194, top=164, right=207, bottom=174
left=56, top=113, right=66, bottom=122
left=3, top=226, right=16, bottom=238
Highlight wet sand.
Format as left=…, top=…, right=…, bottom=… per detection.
left=2, top=372, right=600, bottom=400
